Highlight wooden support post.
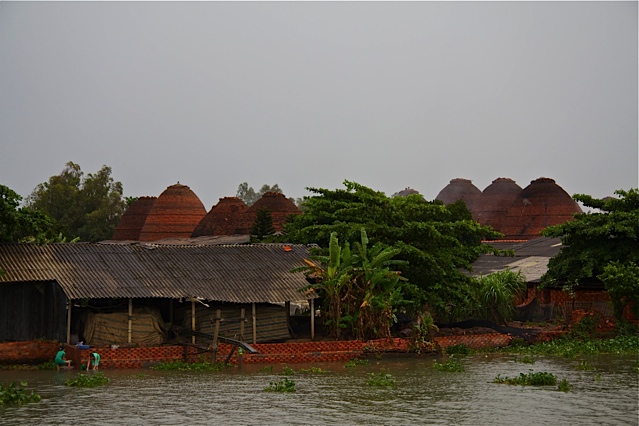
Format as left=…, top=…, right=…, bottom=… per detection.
left=240, top=308, right=245, bottom=341
left=169, top=299, right=174, bottom=326
left=310, top=298, right=315, bottom=341
left=252, top=303, right=257, bottom=344
left=285, top=301, right=294, bottom=338
left=211, top=309, right=221, bottom=366
left=224, top=346, right=237, bottom=364
left=66, top=299, right=72, bottom=344
left=191, top=300, right=196, bottom=345
left=128, top=298, right=133, bottom=344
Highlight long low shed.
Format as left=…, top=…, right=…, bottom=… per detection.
left=0, top=242, right=318, bottom=344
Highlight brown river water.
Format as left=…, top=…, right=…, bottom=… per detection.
left=1, top=353, right=637, bottom=425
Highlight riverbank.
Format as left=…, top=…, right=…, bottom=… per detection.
left=2, top=324, right=636, bottom=369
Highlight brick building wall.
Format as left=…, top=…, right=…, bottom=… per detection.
left=0, top=341, right=60, bottom=364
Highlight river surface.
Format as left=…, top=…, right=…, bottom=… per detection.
left=1, top=353, right=637, bottom=425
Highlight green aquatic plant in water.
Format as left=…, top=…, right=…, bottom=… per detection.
left=433, top=360, right=465, bottom=372
left=264, top=378, right=296, bottom=392
left=0, top=382, right=41, bottom=405
left=445, top=344, right=472, bottom=355
left=151, top=360, right=231, bottom=371
left=280, top=366, right=296, bottom=376
left=259, top=366, right=274, bottom=373
left=297, top=366, right=326, bottom=374
left=514, top=355, right=536, bottom=364
left=367, top=373, right=395, bottom=387
left=558, top=378, right=573, bottom=392
left=576, top=360, right=594, bottom=370
left=38, top=360, right=57, bottom=370
left=344, top=358, right=369, bottom=368
left=65, top=372, right=110, bottom=387
left=493, top=371, right=557, bottom=386
left=496, top=335, right=639, bottom=358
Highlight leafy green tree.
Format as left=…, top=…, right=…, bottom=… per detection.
left=286, top=181, right=499, bottom=320
left=598, top=261, right=639, bottom=322
left=541, top=189, right=639, bottom=289
left=0, top=184, right=58, bottom=243
left=25, top=162, right=126, bottom=242
left=542, top=188, right=639, bottom=323
left=236, top=182, right=282, bottom=206
left=251, top=208, right=275, bottom=241
left=298, top=229, right=411, bottom=339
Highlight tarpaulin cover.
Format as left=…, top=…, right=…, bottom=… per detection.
left=84, top=308, right=166, bottom=346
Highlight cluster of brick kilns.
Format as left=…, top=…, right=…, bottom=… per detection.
left=112, top=183, right=301, bottom=241
left=113, top=176, right=580, bottom=242
left=435, top=177, right=582, bottom=240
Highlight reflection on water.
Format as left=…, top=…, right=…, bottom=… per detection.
left=1, top=354, right=637, bottom=425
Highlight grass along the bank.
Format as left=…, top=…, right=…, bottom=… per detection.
left=499, top=334, right=639, bottom=357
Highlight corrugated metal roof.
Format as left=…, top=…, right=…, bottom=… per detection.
left=0, top=243, right=317, bottom=303
left=468, top=237, right=562, bottom=283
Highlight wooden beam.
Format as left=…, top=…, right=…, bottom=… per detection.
left=240, top=308, right=245, bottom=341
left=128, top=298, right=133, bottom=344
left=211, top=309, right=221, bottom=366
left=191, top=300, right=196, bottom=345
left=310, top=298, right=315, bottom=341
left=252, top=303, right=257, bottom=344
left=66, top=299, right=72, bottom=344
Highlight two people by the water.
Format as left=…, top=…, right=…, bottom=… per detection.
left=54, top=346, right=72, bottom=370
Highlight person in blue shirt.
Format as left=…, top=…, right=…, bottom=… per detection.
left=54, top=346, right=72, bottom=370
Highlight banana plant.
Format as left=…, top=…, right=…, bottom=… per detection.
left=295, top=228, right=410, bottom=339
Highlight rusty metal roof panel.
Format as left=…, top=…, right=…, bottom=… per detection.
left=0, top=243, right=316, bottom=303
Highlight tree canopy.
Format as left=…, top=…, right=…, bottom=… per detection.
left=236, top=182, right=282, bottom=206
left=541, top=189, right=639, bottom=288
left=541, top=188, right=639, bottom=321
left=25, top=162, right=126, bottom=242
left=284, top=180, right=500, bottom=319
left=251, top=208, right=275, bottom=242
left=0, top=184, right=58, bottom=243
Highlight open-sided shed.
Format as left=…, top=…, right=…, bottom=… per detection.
left=0, top=242, right=318, bottom=345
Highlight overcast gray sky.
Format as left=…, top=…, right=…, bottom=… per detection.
left=1, top=1, right=637, bottom=208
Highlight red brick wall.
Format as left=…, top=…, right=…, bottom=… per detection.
left=433, top=333, right=512, bottom=350
left=0, top=341, right=60, bottom=364
left=519, top=287, right=612, bottom=307
left=1, top=336, right=512, bottom=368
